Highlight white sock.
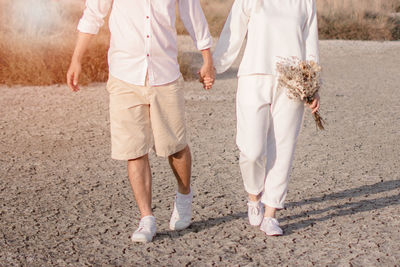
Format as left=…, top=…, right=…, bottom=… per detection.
left=177, top=189, right=192, bottom=199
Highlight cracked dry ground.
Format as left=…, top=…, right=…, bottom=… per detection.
left=1, top=39, right=400, bottom=266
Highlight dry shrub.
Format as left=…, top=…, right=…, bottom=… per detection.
left=1, top=0, right=400, bottom=86
left=178, top=53, right=198, bottom=82
left=176, top=0, right=234, bottom=36
left=317, top=0, right=400, bottom=40
left=0, top=0, right=109, bottom=86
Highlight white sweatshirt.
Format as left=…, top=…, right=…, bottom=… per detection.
left=213, top=0, right=319, bottom=76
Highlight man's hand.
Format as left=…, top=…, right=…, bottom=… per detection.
left=308, top=92, right=320, bottom=114
left=67, top=60, right=82, bottom=92
left=66, top=32, right=94, bottom=92
left=198, top=48, right=215, bottom=90
left=198, top=64, right=215, bottom=90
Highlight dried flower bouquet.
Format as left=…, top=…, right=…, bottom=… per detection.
left=276, top=57, right=325, bottom=130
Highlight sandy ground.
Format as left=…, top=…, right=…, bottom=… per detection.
left=1, top=37, right=400, bottom=266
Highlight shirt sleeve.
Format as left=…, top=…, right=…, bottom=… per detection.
left=212, top=0, right=251, bottom=74
left=178, top=0, right=213, bottom=50
left=304, top=0, right=319, bottom=63
left=77, top=0, right=113, bottom=35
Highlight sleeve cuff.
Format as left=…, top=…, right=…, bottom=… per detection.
left=196, top=37, right=213, bottom=51
left=77, top=19, right=100, bottom=35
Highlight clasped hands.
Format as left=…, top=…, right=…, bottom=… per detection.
left=198, top=63, right=215, bottom=90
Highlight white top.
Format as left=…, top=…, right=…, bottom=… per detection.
left=78, top=0, right=212, bottom=86
left=213, top=0, right=319, bottom=76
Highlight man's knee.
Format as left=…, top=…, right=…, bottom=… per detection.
left=169, top=144, right=190, bottom=159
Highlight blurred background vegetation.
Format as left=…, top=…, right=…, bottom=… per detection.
left=1, top=0, right=399, bottom=85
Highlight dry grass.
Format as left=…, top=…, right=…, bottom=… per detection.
left=317, top=0, right=400, bottom=40
left=0, top=0, right=109, bottom=86
left=0, top=0, right=399, bottom=86
left=176, top=0, right=234, bottom=37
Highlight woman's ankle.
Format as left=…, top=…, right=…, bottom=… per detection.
left=264, top=205, right=277, bottom=218
left=248, top=193, right=261, bottom=202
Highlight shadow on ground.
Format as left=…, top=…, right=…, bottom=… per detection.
left=156, top=179, right=400, bottom=240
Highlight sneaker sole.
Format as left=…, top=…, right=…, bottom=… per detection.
left=169, top=222, right=191, bottom=231
left=249, top=218, right=264, bottom=226
left=131, top=236, right=153, bottom=243
left=260, top=229, right=283, bottom=236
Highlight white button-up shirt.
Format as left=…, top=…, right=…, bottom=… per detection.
left=78, top=0, right=212, bottom=86
left=213, top=0, right=319, bottom=76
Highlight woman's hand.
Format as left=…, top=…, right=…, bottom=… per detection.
left=308, top=92, right=320, bottom=113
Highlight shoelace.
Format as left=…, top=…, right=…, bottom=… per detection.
left=248, top=202, right=262, bottom=216
left=250, top=206, right=260, bottom=216
left=137, top=221, right=146, bottom=232
left=137, top=219, right=154, bottom=232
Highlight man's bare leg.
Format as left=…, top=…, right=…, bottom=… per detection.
left=168, top=145, right=193, bottom=230
left=128, top=154, right=153, bottom=218
left=168, top=145, right=192, bottom=194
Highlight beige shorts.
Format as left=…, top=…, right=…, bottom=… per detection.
left=106, top=75, right=187, bottom=160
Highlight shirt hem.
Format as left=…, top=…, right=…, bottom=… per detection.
left=109, top=70, right=181, bottom=87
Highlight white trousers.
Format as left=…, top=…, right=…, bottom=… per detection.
left=236, top=75, right=305, bottom=209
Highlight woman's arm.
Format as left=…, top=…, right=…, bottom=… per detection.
left=304, top=0, right=320, bottom=113
left=304, top=0, right=319, bottom=63
left=212, top=0, right=251, bottom=74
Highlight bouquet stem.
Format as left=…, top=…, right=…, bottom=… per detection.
left=312, top=111, right=325, bottom=130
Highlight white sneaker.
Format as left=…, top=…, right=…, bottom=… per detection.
left=131, top=215, right=156, bottom=243
left=169, top=190, right=193, bottom=230
left=260, top=217, right=283, bottom=236
left=247, top=200, right=264, bottom=226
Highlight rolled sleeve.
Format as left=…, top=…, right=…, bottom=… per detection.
left=178, top=0, right=213, bottom=51
left=77, top=0, right=112, bottom=35
left=77, top=18, right=100, bottom=34
left=196, top=37, right=213, bottom=50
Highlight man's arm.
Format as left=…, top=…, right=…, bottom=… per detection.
left=67, top=32, right=94, bottom=92
left=67, top=0, right=112, bottom=91
left=178, top=0, right=215, bottom=90
left=198, top=48, right=215, bottom=90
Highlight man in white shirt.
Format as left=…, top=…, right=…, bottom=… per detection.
left=67, top=0, right=215, bottom=243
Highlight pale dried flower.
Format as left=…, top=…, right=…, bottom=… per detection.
left=276, top=57, right=325, bottom=130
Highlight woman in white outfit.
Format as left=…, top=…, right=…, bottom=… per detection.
left=213, top=0, right=321, bottom=236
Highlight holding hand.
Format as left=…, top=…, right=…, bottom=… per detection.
left=198, top=48, right=215, bottom=90
left=198, top=64, right=215, bottom=90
